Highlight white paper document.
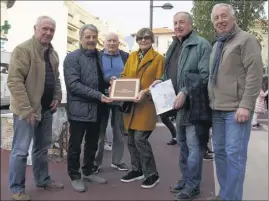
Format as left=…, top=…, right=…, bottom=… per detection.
left=150, top=79, right=176, bottom=115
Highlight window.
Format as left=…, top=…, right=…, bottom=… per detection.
left=167, top=40, right=172, bottom=48
left=154, top=36, right=159, bottom=47
left=79, top=20, right=85, bottom=25
left=68, top=13, right=74, bottom=22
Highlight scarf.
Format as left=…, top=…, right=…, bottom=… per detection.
left=210, top=25, right=236, bottom=85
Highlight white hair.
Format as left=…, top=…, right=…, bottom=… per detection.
left=35, top=16, right=56, bottom=27
left=211, top=3, right=236, bottom=22
left=105, top=32, right=119, bottom=42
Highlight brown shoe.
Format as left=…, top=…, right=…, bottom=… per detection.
left=12, top=192, right=31, bottom=201
left=36, top=180, right=64, bottom=190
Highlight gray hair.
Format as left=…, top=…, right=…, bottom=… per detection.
left=174, top=12, right=193, bottom=25
left=35, top=16, right=56, bottom=27
left=211, top=3, right=236, bottom=22
left=79, top=24, right=98, bottom=39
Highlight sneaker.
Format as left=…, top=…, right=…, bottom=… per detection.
left=92, top=165, right=100, bottom=174
left=175, top=187, right=200, bottom=200
left=36, top=180, right=64, bottom=190
left=141, top=175, right=160, bottom=188
left=111, top=163, right=128, bottom=171
left=71, top=179, right=85, bottom=192
left=167, top=138, right=177, bottom=145
left=104, top=143, right=112, bottom=151
left=252, top=123, right=260, bottom=129
left=203, top=152, right=214, bottom=161
left=12, top=192, right=31, bottom=201
left=121, top=171, right=144, bottom=182
left=170, top=180, right=185, bottom=193
left=83, top=174, right=107, bottom=184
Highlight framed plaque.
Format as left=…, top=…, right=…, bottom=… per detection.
left=110, top=78, right=140, bottom=101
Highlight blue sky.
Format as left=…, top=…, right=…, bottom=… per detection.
left=77, top=1, right=268, bottom=36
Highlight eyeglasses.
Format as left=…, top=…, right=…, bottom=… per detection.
left=136, top=35, right=151, bottom=42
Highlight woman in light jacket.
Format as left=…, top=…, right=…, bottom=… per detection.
left=120, top=28, right=164, bottom=188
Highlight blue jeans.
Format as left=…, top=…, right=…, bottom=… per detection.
left=9, top=111, right=53, bottom=193
left=177, top=125, right=204, bottom=190
left=212, top=111, right=252, bottom=201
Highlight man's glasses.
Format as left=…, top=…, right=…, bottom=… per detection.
left=136, top=35, right=151, bottom=42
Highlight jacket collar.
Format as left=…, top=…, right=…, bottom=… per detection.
left=137, top=46, right=156, bottom=70
left=103, top=49, right=120, bottom=56
left=181, top=31, right=200, bottom=47
left=32, top=35, right=54, bottom=52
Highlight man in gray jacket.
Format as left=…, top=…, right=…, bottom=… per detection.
left=208, top=4, right=263, bottom=201
left=64, top=24, right=112, bottom=192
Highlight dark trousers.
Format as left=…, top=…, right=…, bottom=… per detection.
left=128, top=129, right=158, bottom=178
left=160, top=110, right=177, bottom=139
left=67, top=119, right=101, bottom=180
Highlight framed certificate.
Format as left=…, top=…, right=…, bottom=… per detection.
left=110, top=78, right=140, bottom=101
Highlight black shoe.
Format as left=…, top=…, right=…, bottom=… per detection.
left=141, top=174, right=159, bottom=188
left=92, top=165, right=100, bottom=174
left=175, top=187, right=200, bottom=200
left=170, top=180, right=185, bottom=193
left=252, top=123, right=260, bottom=129
left=203, top=152, right=214, bottom=161
left=167, top=139, right=177, bottom=145
left=121, top=171, right=144, bottom=182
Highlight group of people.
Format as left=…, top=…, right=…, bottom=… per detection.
left=7, top=3, right=265, bottom=201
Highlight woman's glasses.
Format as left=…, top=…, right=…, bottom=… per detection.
left=136, top=35, right=151, bottom=42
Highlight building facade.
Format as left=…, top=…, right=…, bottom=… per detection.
left=152, top=28, right=175, bottom=56
left=65, top=1, right=128, bottom=53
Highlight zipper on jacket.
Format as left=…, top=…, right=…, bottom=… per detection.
left=110, top=56, right=113, bottom=68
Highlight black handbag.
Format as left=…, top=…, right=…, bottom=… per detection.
left=122, top=102, right=133, bottom=113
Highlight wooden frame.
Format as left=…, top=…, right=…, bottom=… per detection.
left=109, top=78, right=140, bottom=101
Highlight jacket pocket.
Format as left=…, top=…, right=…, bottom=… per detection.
left=69, top=101, right=89, bottom=117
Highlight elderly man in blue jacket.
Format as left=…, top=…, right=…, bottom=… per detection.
left=93, top=32, right=129, bottom=173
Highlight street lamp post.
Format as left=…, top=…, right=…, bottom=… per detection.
left=149, top=0, right=173, bottom=30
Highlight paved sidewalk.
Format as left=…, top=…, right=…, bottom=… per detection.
left=1, top=126, right=215, bottom=200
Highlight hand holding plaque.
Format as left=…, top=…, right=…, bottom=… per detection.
left=109, top=78, right=140, bottom=101
left=133, top=89, right=147, bottom=103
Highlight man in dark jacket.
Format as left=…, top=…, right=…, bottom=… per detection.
left=64, top=24, right=112, bottom=192
left=93, top=32, right=129, bottom=173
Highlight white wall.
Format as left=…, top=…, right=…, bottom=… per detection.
left=6, top=1, right=68, bottom=90
left=153, top=34, right=174, bottom=55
